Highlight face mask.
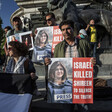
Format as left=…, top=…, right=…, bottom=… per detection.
left=80, top=34, right=85, bottom=39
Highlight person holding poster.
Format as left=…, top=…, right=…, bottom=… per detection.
left=45, top=20, right=96, bottom=112
left=32, top=30, right=52, bottom=63
left=48, top=61, right=72, bottom=103
left=4, top=17, right=23, bottom=68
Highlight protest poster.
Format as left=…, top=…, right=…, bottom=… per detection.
left=47, top=58, right=93, bottom=104
left=19, top=31, right=34, bottom=50
left=47, top=58, right=72, bottom=103
left=32, top=26, right=53, bottom=63
left=7, top=33, right=20, bottom=46
left=73, top=58, right=93, bottom=104
left=32, top=26, right=63, bottom=63
left=7, top=31, right=33, bottom=50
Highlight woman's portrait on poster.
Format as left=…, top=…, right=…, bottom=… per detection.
left=48, top=61, right=72, bottom=103
left=32, top=30, right=52, bottom=63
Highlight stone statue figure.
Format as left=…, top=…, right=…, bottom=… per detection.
left=22, top=17, right=33, bottom=32
left=47, top=0, right=112, bottom=45
left=47, top=0, right=81, bottom=32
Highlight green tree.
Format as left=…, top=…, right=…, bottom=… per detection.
left=0, top=17, right=5, bottom=64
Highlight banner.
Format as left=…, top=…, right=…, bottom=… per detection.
left=47, top=58, right=93, bottom=104
left=0, top=73, right=34, bottom=112
left=7, top=31, right=34, bottom=50
left=32, top=26, right=63, bottom=63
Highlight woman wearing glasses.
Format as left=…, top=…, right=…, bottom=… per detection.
left=5, top=41, right=36, bottom=79
left=32, top=30, right=52, bottom=63
left=48, top=61, right=72, bottom=103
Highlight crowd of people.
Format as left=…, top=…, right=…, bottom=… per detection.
left=2, top=12, right=98, bottom=112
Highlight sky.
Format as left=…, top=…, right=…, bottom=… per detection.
left=0, top=0, right=19, bottom=29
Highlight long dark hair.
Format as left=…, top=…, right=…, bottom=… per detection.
left=49, top=61, right=67, bottom=82
left=35, top=30, right=48, bottom=46
left=8, top=41, right=28, bottom=57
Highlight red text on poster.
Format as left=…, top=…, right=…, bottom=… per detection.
left=72, top=58, right=93, bottom=104
left=52, top=26, right=64, bottom=53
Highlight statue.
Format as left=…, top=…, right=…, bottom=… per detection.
left=47, top=0, right=112, bottom=45
left=22, top=17, right=33, bottom=32
left=47, top=0, right=81, bottom=31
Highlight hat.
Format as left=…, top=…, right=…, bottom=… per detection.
left=79, top=29, right=87, bottom=36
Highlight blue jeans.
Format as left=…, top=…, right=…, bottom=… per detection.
left=90, top=42, right=97, bottom=57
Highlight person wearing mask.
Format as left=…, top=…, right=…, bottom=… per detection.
left=76, top=29, right=88, bottom=40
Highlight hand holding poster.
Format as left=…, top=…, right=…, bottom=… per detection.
left=47, top=58, right=93, bottom=104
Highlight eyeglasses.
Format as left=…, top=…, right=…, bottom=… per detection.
left=46, top=18, right=52, bottom=21
left=8, top=47, right=12, bottom=51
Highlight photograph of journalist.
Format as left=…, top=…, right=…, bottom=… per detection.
left=32, top=30, right=52, bottom=63
left=48, top=61, right=72, bottom=103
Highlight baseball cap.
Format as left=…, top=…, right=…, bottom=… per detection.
left=79, top=29, right=87, bottom=36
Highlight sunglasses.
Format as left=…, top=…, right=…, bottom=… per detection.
left=8, top=47, right=12, bottom=51
left=46, top=18, right=52, bottom=21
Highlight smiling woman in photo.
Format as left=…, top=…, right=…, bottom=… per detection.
left=32, top=30, right=52, bottom=63
left=48, top=61, right=72, bottom=103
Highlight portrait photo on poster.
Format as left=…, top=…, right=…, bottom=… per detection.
left=47, top=58, right=73, bottom=103
left=7, top=34, right=20, bottom=47
left=32, top=26, right=53, bottom=63
left=19, top=31, right=34, bottom=50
